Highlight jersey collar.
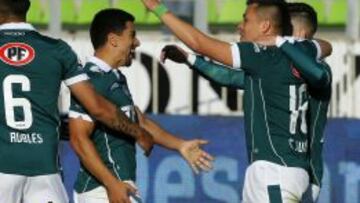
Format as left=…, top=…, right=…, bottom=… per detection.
left=0, top=22, right=36, bottom=31
left=88, top=56, right=112, bottom=73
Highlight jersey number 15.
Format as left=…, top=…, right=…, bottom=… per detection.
left=289, top=84, right=308, bottom=135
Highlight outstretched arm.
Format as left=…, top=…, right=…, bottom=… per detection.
left=69, top=81, right=154, bottom=156
left=161, top=45, right=245, bottom=89
left=135, top=107, right=214, bottom=174
left=142, top=0, right=234, bottom=67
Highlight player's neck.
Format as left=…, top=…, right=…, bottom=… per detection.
left=94, top=51, right=118, bottom=70
left=1, top=15, right=26, bottom=24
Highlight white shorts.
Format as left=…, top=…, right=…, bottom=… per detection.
left=301, top=184, right=320, bottom=203
left=0, top=172, right=68, bottom=203
left=242, top=160, right=309, bottom=203
left=74, top=180, right=142, bottom=203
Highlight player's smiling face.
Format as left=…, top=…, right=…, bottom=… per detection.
left=238, top=4, right=263, bottom=42
left=114, top=21, right=140, bottom=67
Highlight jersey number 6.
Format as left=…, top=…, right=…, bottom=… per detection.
left=3, top=75, right=33, bottom=130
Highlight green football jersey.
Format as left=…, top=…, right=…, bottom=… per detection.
left=232, top=41, right=318, bottom=170
left=307, top=62, right=332, bottom=186
left=0, top=23, right=87, bottom=176
left=277, top=40, right=332, bottom=186
left=69, top=57, right=137, bottom=193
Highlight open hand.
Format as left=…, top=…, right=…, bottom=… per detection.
left=179, top=139, right=214, bottom=174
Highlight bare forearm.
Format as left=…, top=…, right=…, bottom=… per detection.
left=142, top=117, right=184, bottom=151
left=98, top=104, right=144, bottom=140
left=159, top=12, right=233, bottom=66
left=70, top=82, right=145, bottom=140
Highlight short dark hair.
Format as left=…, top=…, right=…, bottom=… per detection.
left=288, top=2, right=318, bottom=35
left=247, top=0, right=293, bottom=36
left=90, top=9, right=135, bottom=49
left=247, top=0, right=285, bottom=4
left=0, top=0, right=30, bottom=19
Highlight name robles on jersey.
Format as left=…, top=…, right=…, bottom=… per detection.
left=9, top=132, right=43, bottom=144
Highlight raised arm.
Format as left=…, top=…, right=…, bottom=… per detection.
left=161, top=45, right=245, bottom=89
left=69, top=81, right=154, bottom=155
left=276, top=37, right=331, bottom=87
left=255, top=36, right=332, bottom=88
left=69, top=118, right=137, bottom=203
left=141, top=0, right=234, bottom=67
left=134, top=107, right=214, bottom=174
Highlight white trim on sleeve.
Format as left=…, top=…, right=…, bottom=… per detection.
left=187, top=54, right=197, bottom=66
left=231, top=43, right=241, bottom=69
left=312, top=40, right=322, bottom=60
left=64, top=74, right=89, bottom=86
left=275, top=36, right=287, bottom=47
left=69, top=110, right=93, bottom=122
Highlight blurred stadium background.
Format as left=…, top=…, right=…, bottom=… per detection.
left=29, top=0, right=360, bottom=202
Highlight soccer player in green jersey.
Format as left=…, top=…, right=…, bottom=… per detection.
left=286, top=3, right=332, bottom=202
left=160, top=2, right=332, bottom=203
left=0, top=1, right=156, bottom=202
left=69, top=9, right=214, bottom=203
left=141, top=0, right=331, bottom=202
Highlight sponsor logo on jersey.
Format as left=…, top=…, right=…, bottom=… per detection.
left=291, top=64, right=302, bottom=80
left=0, top=42, right=35, bottom=66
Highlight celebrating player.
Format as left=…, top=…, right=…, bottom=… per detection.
left=141, top=0, right=330, bottom=202
left=161, top=2, right=332, bottom=202
left=0, top=0, right=156, bottom=202
left=69, top=9, right=214, bottom=203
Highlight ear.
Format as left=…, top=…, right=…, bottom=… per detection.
left=260, top=20, right=271, bottom=34
left=107, top=33, right=119, bottom=47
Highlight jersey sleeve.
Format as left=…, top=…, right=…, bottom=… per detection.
left=230, top=42, right=264, bottom=73
left=57, top=40, right=89, bottom=86
left=279, top=41, right=331, bottom=88
left=69, top=96, right=94, bottom=122
left=188, top=54, right=245, bottom=89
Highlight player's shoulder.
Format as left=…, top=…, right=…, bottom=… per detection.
left=286, top=37, right=317, bottom=51
left=236, top=41, right=269, bottom=53
left=235, top=42, right=280, bottom=59
left=84, top=62, right=114, bottom=84
left=29, top=31, right=67, bottom=48
left=31, top=32, right=77, bottom=58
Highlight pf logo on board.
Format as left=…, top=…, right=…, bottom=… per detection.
left=0, top=43, right=35, bottom=66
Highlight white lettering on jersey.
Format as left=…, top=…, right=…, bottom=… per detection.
left=9, top=132, right=43, bottom=144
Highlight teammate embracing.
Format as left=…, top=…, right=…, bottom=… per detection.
left=141, top=0, right=331, bottom=202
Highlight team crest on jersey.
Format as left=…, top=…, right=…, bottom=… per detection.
left=291, top=65, right=302, bottom=80
left=0, top=42, right=35, bottom=66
